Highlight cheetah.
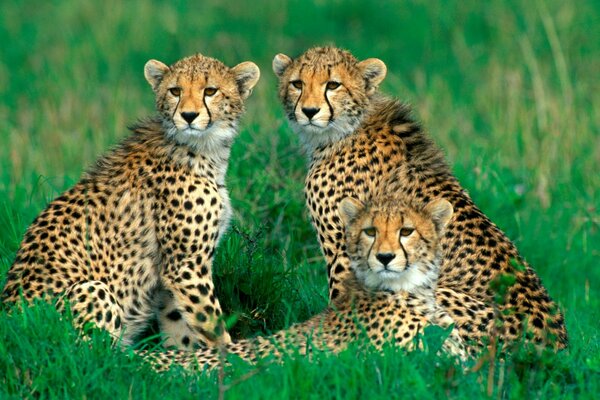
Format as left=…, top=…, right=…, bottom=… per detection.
left=141, top=197, right=469, bottom=371
left=1, top=53, right=260, bottom=350
left=271, top=46, right=567, bottom=349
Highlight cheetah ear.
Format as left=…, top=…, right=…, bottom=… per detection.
left=357, top=58, right=387, bottom=95
left=144, top=59, right=170, bottom=90
left=423, top=198, right=454, bottom=232
left=231, top=61, right=260, bottom=100
left=339, top=197, right=365, bottom=227
left=272, top=53, right=293, bottom=77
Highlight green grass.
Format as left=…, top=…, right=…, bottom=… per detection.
left=1, top=0, right=599, bottom=398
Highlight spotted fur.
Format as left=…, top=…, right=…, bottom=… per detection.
left=272, top=46, right=567, bottom=349
left=141, top=198, right=467, bottom=371
left=1, top=53, right=260, bottom=350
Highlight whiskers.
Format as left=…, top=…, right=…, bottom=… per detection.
left=165, top=122, right=236, bottom=154
left=352, top=258, right=439, bottom=295
left=292, top=117, right=361, bottom=154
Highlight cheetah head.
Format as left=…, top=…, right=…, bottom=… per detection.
left=339, top=197, right=453, bottom=293
left=144, top=54, right=260, bottom=146
left=272, top=46, right=386, bottom=150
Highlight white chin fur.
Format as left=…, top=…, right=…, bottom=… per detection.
left=166, top=123, right=236, bottom=154
left=292, top=119, right=356, bottom=152
left=354, top=261, right=437, bottom=293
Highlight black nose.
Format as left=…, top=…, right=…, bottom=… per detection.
left=302, top=107, right=320, bottom=120
left=376, top=253, right=396, bottom=266
left=181, top=112, right=199, bottom=124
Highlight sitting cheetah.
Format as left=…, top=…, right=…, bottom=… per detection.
left=141, top=197, right=469, bottom=371
left=271, top=46, right=567, bottom=349
left=1, top=54, right=260, bottom=349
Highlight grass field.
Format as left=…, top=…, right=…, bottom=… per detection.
left=1, top=0, right=599, bottom=398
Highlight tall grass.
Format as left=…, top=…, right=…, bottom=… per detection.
left=1, top=0, right=598, bottom=398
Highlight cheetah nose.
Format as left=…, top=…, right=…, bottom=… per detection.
left=181, top=111, right=199, bottom=124
left=376, top=253, right=396, bottom=266
left=302, top=107, right=320, bottom=120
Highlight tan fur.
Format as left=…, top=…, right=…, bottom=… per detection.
left=1, top=53, right=260, bottom=350
left=273, top=46, right=567, bottom=350
left=140, top=198, right=467, bottom=372
left=273, top=47, right=386, bottom=151
left=342, top=197, right=452, bottom=294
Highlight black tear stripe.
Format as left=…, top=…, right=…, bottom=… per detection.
left=292, top=87, right=302, bottom=121
left=201, top=72, right=212, bottom=126
left=171, top=92, right=181, bottom=122
left=367, top=238, right=376, bottom=268
left=291, top=65, right=306, bottom=118
left=399, top=213, right=413, bottom=266
left=399, top=241, right=409, bottom=269
left=203, top=96, right=212, bottom=127
left=202, top=97, right=212, bottom=128
left=325, top=66, right=334, bottom=122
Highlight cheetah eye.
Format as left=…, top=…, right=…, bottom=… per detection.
left=169, top=87, right=181, bottom=96
left=326, top=81, right=341, bottom=90
left=290, top=80, right=303, bottom=89
left=400, top=227, right=415, bottom=237
left=204, top=87, right=218, bottom=96
left=363, top=227, right=376, bottom=237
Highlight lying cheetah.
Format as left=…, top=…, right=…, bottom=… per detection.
left=141, top=197, right=468, bottom=371
left=2, top=54, right=260, bottom=349
left=272, top=46, right=567, bottom=349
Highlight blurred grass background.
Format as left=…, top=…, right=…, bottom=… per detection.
left=1, top=0, right=598, bottom=398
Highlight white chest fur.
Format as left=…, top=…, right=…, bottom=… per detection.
left=216, top=186, right=232, bottom=243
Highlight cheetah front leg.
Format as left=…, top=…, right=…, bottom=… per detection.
left=429, top=305, right=469, bottom=361
left=436, top=286, right=505, bottom=355
left=308, top=208, right=353, bottom=301
left=306, top=180, right=359, bottom=301
left=56, top=281, right=125, bottom=345
left=155, top=289, right=209, bottom=350
left=155, top=224, right=231, bottom=348
left=155, top=184, right=230, bottom=348
left=158, top=258, right=230, bottom=347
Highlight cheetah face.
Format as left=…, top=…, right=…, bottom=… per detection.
left=339, top=197, right=453, bottom=293
left=144, top=54, right=260, bottom=146
left=272, top=47, right=386, bottom=149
